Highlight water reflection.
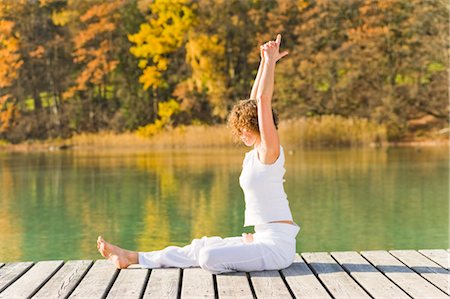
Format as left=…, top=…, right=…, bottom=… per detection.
left=0, top=146, right=447, bottom=262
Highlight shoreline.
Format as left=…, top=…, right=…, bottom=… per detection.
left=0, top=134, right=447, bottom=153
left=2, top=116, right=447, bottom=152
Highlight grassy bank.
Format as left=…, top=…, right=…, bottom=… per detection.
left=0, top=115, right=447, bottom=151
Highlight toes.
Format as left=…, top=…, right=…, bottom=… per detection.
left=98, top=243, right=107, bottom=257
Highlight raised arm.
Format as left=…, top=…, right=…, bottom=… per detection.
left=255, top=34, right=288, bottom=164
left=249, top=47, right=265, bottom=100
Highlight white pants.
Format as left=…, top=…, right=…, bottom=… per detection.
left=138, top=222, right=300, bottom=274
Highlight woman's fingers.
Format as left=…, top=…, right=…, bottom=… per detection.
left=279, top=50, right=289, bottom=59
left=276, top=34, right=282, bottom=45
left=262, top=34, right=282, bottom=47
left=261, top=34, right=286, bottom=59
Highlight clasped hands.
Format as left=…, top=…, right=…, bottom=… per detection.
left=260, top=34, right=289, bottom=63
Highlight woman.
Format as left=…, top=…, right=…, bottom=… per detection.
left=97, top=34, right=300, bottom=274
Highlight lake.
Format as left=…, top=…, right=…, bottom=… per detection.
left=0, top=146, right=448, bottom=262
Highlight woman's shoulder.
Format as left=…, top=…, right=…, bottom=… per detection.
left=254, top=145, right=285, bottom=166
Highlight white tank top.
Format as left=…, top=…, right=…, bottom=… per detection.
left=239, top=145, right=294, bottom=227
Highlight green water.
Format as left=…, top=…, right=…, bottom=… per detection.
left=0, top=146, right=448, bottom=262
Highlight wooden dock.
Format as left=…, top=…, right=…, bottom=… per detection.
left=0, top=249, right=448, bottom=298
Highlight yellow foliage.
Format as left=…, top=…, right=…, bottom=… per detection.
left=129, top=0, right=195, bottom=90
left=138, top=59, right=147, bottom=69
left=156, top=57, right=168, bottom=71
left=158, top=99, right=180, bottom=121
left=136, top=99, right=181, bottom=138
left=185, top=32, right=227, bottom=117
left=140, top=66, right=162, bottom=90
left=136, top=119, right=165, bottom=137
left=51, top=9, right=77, bottom=26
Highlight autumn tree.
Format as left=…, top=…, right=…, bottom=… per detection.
left=0, top=2, right=22, bottom=134
left=0, top=0, right=446, bottom=142
left=272, top=0, right=448, bottom=139
left=129, top=0, right=195, bottom=127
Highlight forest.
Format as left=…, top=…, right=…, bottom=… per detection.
left=0, top=0, right=447, bottom=143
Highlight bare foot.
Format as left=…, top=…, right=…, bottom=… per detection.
left=97, top=236, right=138, bottom=269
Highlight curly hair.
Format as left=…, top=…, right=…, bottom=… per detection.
left=227, top=99, right=279, bottom=141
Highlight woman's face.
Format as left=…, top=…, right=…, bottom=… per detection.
left=240, top=128, right=258, bottom=147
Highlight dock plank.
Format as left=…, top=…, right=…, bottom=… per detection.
left=302, top=252, right=370, bottom=298
left=2, top=249, right=449, bottom=298
left=69, top=260, right=118, bottom=299
left=249, top=270, right=292, bottom=298
left=0, top=262, right=34, bottom=293
left=280, top=254, right=331, bottom=299
left=33, top=260, right=93, bottom=299
left=0, top=260, right=63, bottom=298
left=390, top=250, right=450, bottom=295
left=331, top=251, right=409, bottom=298
left=142, top=268, right=179, bottom=299
left=419, top=250, right=449, bottom=270
left=106, top=268, right=148, bottom=299
left=361, top=250, right=448, bottom=298
left=216, top=271, right=253, bottom=298
left=181, top=267, right=214, bottom=298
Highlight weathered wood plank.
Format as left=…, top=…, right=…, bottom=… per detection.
left=302, top=252, right=370, bottom=298
left=181, top=267, right=214, bottom=298
left=0, top=260, right=63, bottom=298
left=106, top=268, right=148, bottom=299
left=216, top=271, right=253, bottom=299
left=280, top=254, right=331, bottom=299
left=32, top=260, right=93, bottom=299
left=142, top=268, right=179, bottom=299
left=249, top=270, right=292, bottom=299
left=331, top=251, right=409, bottom=298
left=390, top=250, right=450, bottom=295
left=419, top=250, right=449, bottom=270
left=361, top=250, right=448, bottom=299
left=69, top=259, right=118, bottom=299
left=0, top=262, right=34, bottom=293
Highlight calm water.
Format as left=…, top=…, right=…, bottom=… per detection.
left=0, top=146, right=448, bottom=262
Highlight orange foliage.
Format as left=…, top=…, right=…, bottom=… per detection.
left=74, top=18, right=116, bottom=49
left=80, top=1, right=123, bottom=22
left=29, top=45, right=45, bottom=58
left=64, top=1, right=124, bottom=99
left=0, top=19, right=23, bottom=89
left=0, top=95, right=19, bottom=133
